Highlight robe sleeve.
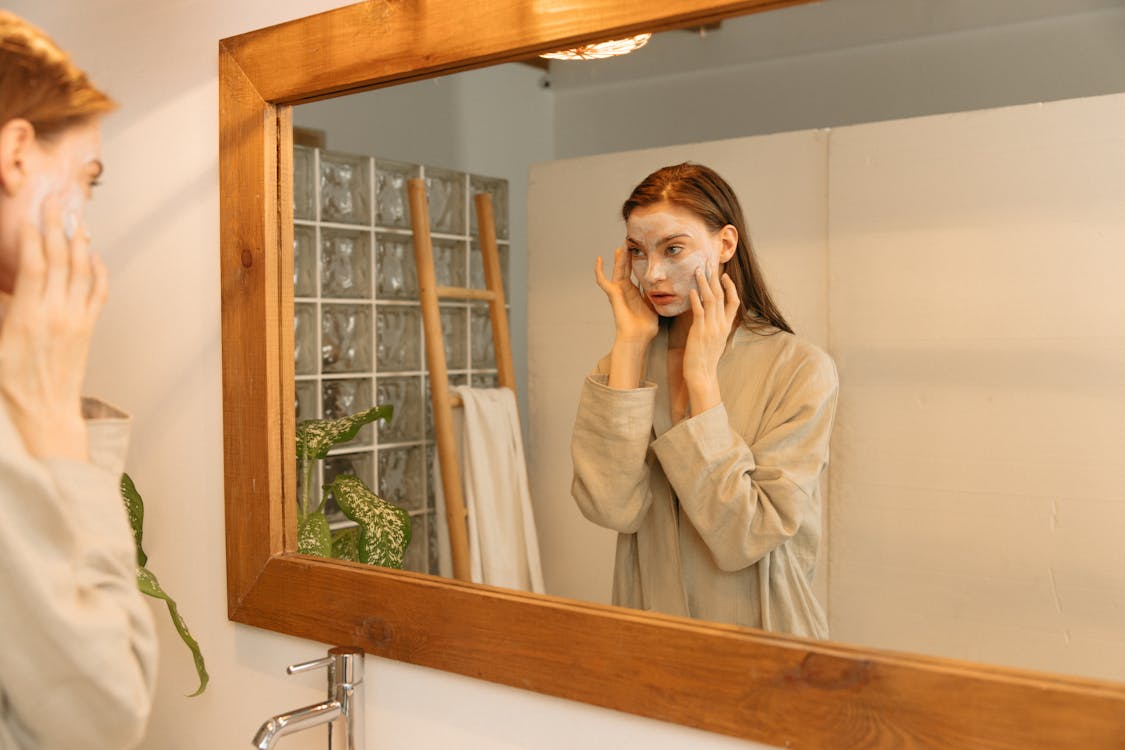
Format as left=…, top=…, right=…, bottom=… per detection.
left=652, top=349, right=838, bottom=572
left=0, top=398, right=158, bottom=750
left=570, top=372, right=658, bottom=533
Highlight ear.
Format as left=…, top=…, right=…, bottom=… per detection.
left=717, top=224, right=737, bottom=264
left=0, top=118, right=36, bottom=197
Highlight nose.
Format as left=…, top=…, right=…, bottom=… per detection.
left=643, top=257, right=667, bottom=284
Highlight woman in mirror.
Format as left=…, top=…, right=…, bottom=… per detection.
left=572, top=163, right=838, bottom=638
left=0, top=11, right=157, bottom=749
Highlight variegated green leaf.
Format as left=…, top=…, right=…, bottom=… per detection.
left=326, top=474, right=411, bottom=569
left=120, top=473, right=147, bottom=567
left=297, top=405, right=393, bottom=461
left=137, top=565, right=208, bottom=696
left=297, top=510, right=333, bottom=557
left=331, top=526, right=361, bottom=562
left=121, top=474, right=207, bottom=695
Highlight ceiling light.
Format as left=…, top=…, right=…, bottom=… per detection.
left=540, top=33, right=652, bottom=61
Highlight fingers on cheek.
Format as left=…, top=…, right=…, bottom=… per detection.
left=693, top=268, right=707, bottom=300
left=90, top=276, right=109, bottom=315
left=69, top=231, right=91, bottom=265
left=17, top=223, right=45, bottom=272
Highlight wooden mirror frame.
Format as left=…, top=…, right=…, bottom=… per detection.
left=219, top=1, right=1125, bottom=746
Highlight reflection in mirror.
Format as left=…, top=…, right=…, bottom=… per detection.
left=291, top=140, right=514, bottom=575
left=283, top=2, right=1125, bottom=686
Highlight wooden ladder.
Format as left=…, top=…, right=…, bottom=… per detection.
left=406, top=177, right=515, bottom=582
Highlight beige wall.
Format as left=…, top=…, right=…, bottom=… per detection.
left=828, top=93, right=1125, bottom=680
left=528, top=92, right=1125, bottom=683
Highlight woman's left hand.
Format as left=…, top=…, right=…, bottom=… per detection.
left=683, top=262, right=740, bottom=414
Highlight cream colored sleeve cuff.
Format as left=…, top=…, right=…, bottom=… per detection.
left=81, top=396, right=132, bottom=478
left=580, top=375, right=658, bottom=440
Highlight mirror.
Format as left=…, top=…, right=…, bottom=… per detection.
left=220, top=2, right=1125, bottom=747
left=286, top=6, right=1125, bottom=683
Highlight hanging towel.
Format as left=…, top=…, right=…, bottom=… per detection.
left=433, top=387, right=545, bottom=593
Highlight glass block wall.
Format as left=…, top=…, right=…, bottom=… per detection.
left=293, top=145, right=510, bottom=575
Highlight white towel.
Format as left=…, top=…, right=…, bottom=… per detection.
left=433, top=387, right=545, bottom=593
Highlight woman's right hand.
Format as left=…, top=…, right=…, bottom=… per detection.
left=595, top=246, right=657, bottom=389
left=0, top=196, right=107, bottom=461
left=594, top=246, right=658, bottom=346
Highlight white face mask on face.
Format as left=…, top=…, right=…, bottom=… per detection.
left=26, top=174, right=85, bottom=240
left=626, top=202, right=722, bottom=318
left=0, top=120, right=100, bottom=294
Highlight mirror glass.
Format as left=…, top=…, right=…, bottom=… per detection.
left=288, top=0, right=1125, bottom=684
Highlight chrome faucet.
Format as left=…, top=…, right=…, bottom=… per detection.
left=252, top=646, right=365, bottom=750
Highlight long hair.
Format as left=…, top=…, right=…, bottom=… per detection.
left=0, top=11, right=115, bottom=137
left=622, top=162, right=792, bottom=335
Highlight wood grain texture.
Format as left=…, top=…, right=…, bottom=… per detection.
left=219, top=1, right=1125, bottom=746
left=221, top=0, right=816, bottom=104
left=474, top=193, right=517, bottom=393
left=408, top=178, right=472, bottom=581
left=234, top=557, right=1125, bottom=750
left=435, top=286, right=497, bottom=302
left=219, top=43, right=286, bottom=611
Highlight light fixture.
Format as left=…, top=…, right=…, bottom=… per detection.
left=540, top=33, right=652, bottom=61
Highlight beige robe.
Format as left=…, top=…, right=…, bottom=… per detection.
left=0, top=398, right=158, bottom=750
left=571, top=326, right=838, bottom=638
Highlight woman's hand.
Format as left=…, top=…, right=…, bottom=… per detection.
left=595, top=246, right=658, bottom=389
left=683, top=262, right=740, bottom=414
left=595, top=246, right=658, bottom=345
left=0, top=195, right=108, bottom=460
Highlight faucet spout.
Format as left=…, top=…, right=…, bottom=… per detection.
left=252, top=701, right=342, bottom=750
left=252, top=646, right=364, bottom=749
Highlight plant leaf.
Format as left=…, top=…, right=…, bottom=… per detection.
left=326, top=474, right=412, bottom=569
left=137, top=566, right=208, bottom=696
left=297, top=405, right=393, bottom=461
left=331, top=526, right=361, bottom=562
left=297, top=510, right=333, bottom=557
left=120, top=473, right=147, bottom=567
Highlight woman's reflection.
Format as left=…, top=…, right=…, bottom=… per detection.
left=571, top=163, right=837, bottom=637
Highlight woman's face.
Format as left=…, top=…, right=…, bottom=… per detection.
left=625, top=200, right=736, bottom=317
left=0, top=118, right=103, bottom=293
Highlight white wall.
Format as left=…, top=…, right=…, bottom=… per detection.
left=7, top=1, right=772, bottom=748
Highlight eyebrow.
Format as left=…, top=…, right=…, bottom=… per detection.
left=625, top=232, right=692, bottom=247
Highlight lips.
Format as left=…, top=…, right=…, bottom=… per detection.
left=648, top=292, right=678, bottom=306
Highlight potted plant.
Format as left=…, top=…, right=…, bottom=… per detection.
left=295, top=405, right=413, bottom=568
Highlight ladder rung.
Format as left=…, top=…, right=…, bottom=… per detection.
left=446, top=384, right=514, bottom=408
left=435, top=285, right=497, bottom=302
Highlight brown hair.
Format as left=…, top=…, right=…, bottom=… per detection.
left=0, top=11, right=115, bottom=137
left=622, top=162, right=793, bottom=334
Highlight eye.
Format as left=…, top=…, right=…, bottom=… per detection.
left=666, top=245, right=684, bottom=257
left=628, top=246, right=644, bottom=257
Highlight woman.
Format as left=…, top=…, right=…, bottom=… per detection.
left=0, top=11, right=157, bottom=749
left=571, top=163, right=837, bottom=638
